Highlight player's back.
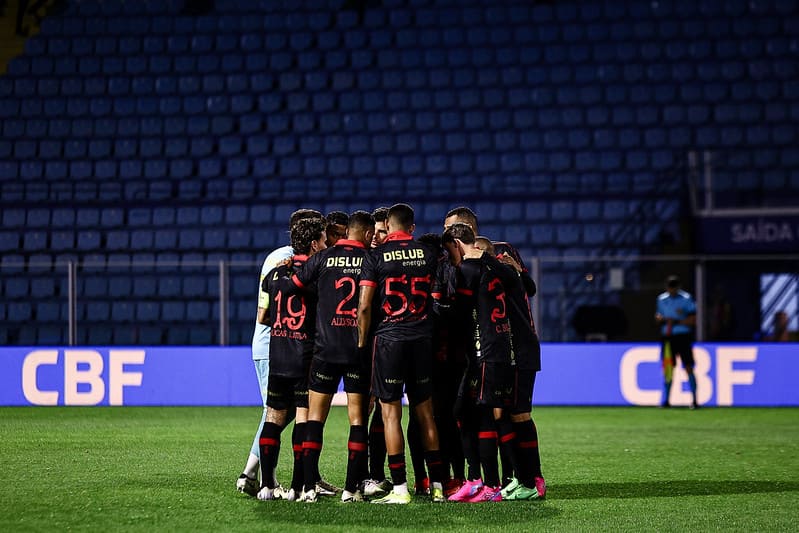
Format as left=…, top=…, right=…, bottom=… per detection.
left=265, top=256, right=316, bottom=377
left=458, top=257, right=514, bottom=366
left=361, top=233, right=437, bottom=341
left=294, top=239, right=367, bottom=364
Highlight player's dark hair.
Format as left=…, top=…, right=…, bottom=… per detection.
left=387, top=203, right=415, bottom=230
left=371, top=206, right=389, bottom=223
left=289, top=208, right=324, bottom=230
left=418, top=232, right=443, bottom=254
left=666, top=275, right=681, bottom=288
left=348, top=210, right=375, bottom=232
left=445, top=206, right=479, bottom=229
left=291, top=217, right=327, bottom=255
left=325, top=210, right=349, bottom=226
left=442, top=222, right=476, bottom=245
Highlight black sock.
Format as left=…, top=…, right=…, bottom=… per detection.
left=387, top=453, right=407, bottom=486
left=303, top=420, right=324, bottom=492
left=369, top=405, right=386, bottom=481
left=496, top=416, right=518, bottom=484
left=477, top=407, right=499, bottom=487
left=291, top=422, right=305, bottom=493
left=407, top=414, right=427, bottom=484
left=258, top=422, right=282, bottom=489
left=424, top=449, right=445, bottom=484
left=345, top=425, right=368, bottom=493
left=512, top=419, right=542, bottom=486
left=459, top=412, right=481, bottom=481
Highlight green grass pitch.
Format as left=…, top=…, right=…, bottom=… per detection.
left=1, top=406, right=797, bottom=532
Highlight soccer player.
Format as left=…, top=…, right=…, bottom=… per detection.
left=357, top=203, right=446, bottom=504
left=656, top=275, right=698, bottom=409
left=236, top=208, right=323, bottom=496
left=444, top=206, right=537, bottom=298
left=325, top=210, right=349, bottom=247
left=362, top=205, right=394, bottom=498
left=257, top=217, right=327, bottom=501
left=291, top=210, right=376, bottom=503
left=441, top=223, right=515, bottom=503
left=370, top=206, right=389, bottom=248
left=444, top=206, right=545, bottom=496
left=474, top=236, right=547, bottom=500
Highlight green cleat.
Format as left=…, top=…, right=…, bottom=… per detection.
left=431, top=486, right=445, bottom=503
left=500, top=478, right=521, bottom=499
left=504, top=484, right=540, bottom=501
left=371, top=491, right=412, bottom=505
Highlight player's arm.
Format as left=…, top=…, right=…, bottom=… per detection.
left=483, top=253, right=521, bottom=290
left=257, top=271, right=272, bottom=325
left=357, top=283, right=376, bottom=348
left=497, top=242, right=537, bottom=297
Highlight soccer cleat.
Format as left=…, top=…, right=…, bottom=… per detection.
left=431, top=485, right=445, bottom=503
left=447, top=479, right=483, bottom=502
left=272, top=483, right=287, bottom=500
left=414, top=477, right=430, bottom=495
left=371, top=491, right=411, bottom=505
left=315, top=478, right=342, bottom=496
left=236, top=474, right=259, bottom=497
left=534, top=476, right=547, bottom=499
left=256, top=486, right=275, bottom=501
left=281, top=488, right=297, bottom=502
left=444, top=478, right=464, bottom=497
left=504, top=484, right=539, bottom=500
left=466, top=485, right=502, bottom=503
left=500, top=478, right=521, bottom=499
left=298, top=489, right=318, bottom=503
left=361, top=479, right=390, bottom=498
left=341, top=489, right=364, bottom=503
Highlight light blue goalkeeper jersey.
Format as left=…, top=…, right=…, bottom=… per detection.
left=251, top=245, right=294, bottom=360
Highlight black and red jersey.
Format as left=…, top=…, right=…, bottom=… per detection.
left=292, top=239, right=367, bottom=364
left=264, top=255, right=316, bottom=378
left=481, top=254, right=541, bottom=371
left=360, top=231, right=437, bottom=341
left=493, top=241, right=537, bottom=297
left=455, top=256, right=514, bottom=366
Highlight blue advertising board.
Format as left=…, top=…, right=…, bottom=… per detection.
left=0, top=344, right=796, bottom=407
left=696, top=214, right=799, bottom=253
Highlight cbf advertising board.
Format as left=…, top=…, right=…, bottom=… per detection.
left=0, top=344, right=796, bottom=407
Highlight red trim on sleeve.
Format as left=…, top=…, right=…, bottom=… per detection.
left=291, top=274, right=304, bottom=289
left=456, top=288, right=474, bottom=296
left=360, top=280, right=377, bottom=288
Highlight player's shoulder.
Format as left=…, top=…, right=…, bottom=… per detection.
left=263, top=245, right=294, bottom=270
left=656, top=291, right=670, bottom=301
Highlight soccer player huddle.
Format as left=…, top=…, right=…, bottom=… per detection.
left=237, top=204, right=545, bottom=504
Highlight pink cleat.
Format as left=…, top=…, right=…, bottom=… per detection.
left=534, top=476, right=547, bottom=499
left=447, top=479, right=483, bottom=502
left=466, top=485, right=502, bottom=503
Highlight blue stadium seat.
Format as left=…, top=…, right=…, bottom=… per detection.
left=162, top=302, right=185, bottom=321
left=136, top=302, right=160, bottom=322
left=198, top=158, right=222, bottom=178
left=129, top=230, right=154, bottom=250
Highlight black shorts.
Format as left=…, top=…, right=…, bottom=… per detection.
left=460, top=361, right=514, bottom=408
left=372, top=336, right=433, bottom=404
left=308, top=357, right=370, bottom=396
left=661, top=334, right=695, bottom=369
left=266, top=375, right=308, bottom=410
left=510, top=369, right=537, bottom=414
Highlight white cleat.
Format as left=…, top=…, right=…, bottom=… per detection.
left=236, top=474, right=258, bottom=497
left=257, top=487, right=275, bottom=501
left=298, top=489, right=318, bottom=503
left=341, top=490, right=364, bottom=503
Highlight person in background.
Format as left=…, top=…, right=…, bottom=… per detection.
left=656, top=275, right=698, bottom=409
left=764, top=310, right=791, bottom=342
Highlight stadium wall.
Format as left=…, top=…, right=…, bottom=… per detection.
left=1, top=344, right=796, bottom=407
